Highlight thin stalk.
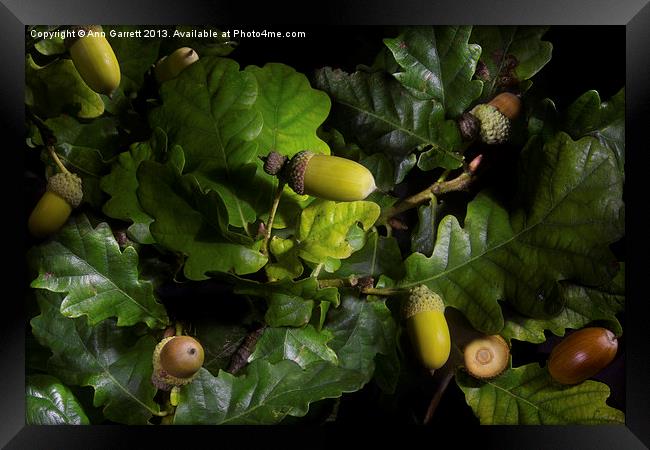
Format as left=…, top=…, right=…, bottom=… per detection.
left=261, top=181, right=285, bottom=256
left=47, top=146, right=70, bottom=174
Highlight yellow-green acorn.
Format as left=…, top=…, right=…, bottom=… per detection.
left=152, top=336, right=205, bottom=391
left=463, top=334, right=510, bottom=379
left=154, top=47, right=199, bottom=83
left=402, top=285, right=451, bottom=371
left=263, top=150, right=377, bottom=201
left=28, top=172, right=83, bottom=238
left=65, top=25, right=121, bottom=95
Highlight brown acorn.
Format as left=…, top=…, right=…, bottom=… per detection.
left=487, top=92, right=522, bottom=120
left=152, top=335, right=205, bottom=391
left=547, top=327, right=618, bottom=385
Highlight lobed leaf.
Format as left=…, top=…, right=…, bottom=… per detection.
left=30, top=291, right=162, bottom=425
left=457, top=363, right=624, bottom=424
left=28, top=214, right=169, bottom=329
left=384, top=26, right=483, bottom=117
left=401, top=132, right=624, bottom=333
left=26, top=374, right=90, bottom=425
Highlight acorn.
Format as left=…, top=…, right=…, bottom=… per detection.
left=154, top=47, right=199, bottom=83
left=65, top=25, right=121, bottom=96
left=28, top=172, right=83, bottom=238
left=263, top=150, right=377, bottom=202
left=460, top=92, right=522, bottom=144
left=463, top=335, right=510, bottom=380
left=402, top=285, right=451, bottom=372
left=152, top=336, right=205, bottom=391
left=547, top=327, right=618, bottom=385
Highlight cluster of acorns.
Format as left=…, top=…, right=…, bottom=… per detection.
left=28, top=26, right=200, bottom=240
left=29, top=28, right=620, bottom=396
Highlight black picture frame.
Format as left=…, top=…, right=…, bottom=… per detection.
left=4, top=0, right=649, bottom=448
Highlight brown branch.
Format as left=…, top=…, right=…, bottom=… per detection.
left=226, top=325, right=266, bottom=374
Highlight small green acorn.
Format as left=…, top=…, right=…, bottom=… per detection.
left=65, top=25, right=121, bottom=96
left=263, top=150, right=377, bottom=201
left=402, top=285, right=451, bottom=372
left=152, top=335, right=205, bottom=391
left=28, top=172, right=83, bottom=238
left=154, top=47, right=199, bottom=83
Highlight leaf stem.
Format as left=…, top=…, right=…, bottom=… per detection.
left=47, top=146, right=71, bottom=175
left=379, top=170, right=474, bottom=222
left=261, top=181, right=285, bottom=256
left=423, top=366, right=455, bottom=424
left=360, top=286, right=405, bottom=296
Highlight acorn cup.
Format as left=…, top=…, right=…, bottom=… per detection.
left=263, top=150, right=377, bottom=202
left=65, top=25, right=121, bottom=96
left=458, top=92, right=522, bottom=144
left=463, top=334, right=510, bottom=380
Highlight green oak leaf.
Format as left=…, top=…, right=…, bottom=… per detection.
left=26, top=374, right=90, bottom=425
left=502, top=263, right=625, bottom=343
left=101, top=128, right=168, bottom=244
left=137, top=145, right=268, bottom=280
left=266, top=236, right=304, bottom=281
left=233, top=276, right=339, bottom=327
left=249, top=325, right=339, bottom=369
left=296, top=200, right=381, bottom=266
left=384, top=26, right=483, bottom=118
left=28, top=214, right=169, bottom=329
left=173, top=293, right=395, bottom=424
left=106, top=26, right=162, bottom=97
left=470, top=26, right=552, bottom=102
left=32, top=26, right=66, bottom=55
left=314, top=67, right=463, bottom=170
left=333, top=230, right=404, bottom=281
left=246, top=62, right=330, bottom=157
left=562, top=88, right=624, bottom=177
left=25, top=55, right=104, bottom=119
left=30, top=291, right=162, bottom=424
left=148, top=56, right=263, bottom=229
left=410, top=201, right=437, bottom=256
left=457, top=363, right=624, bottom=424
left=264, top=293, right=314, bottom=328
left=400, top=132, right=624, bottom=333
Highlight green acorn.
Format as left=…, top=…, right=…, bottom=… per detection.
left=402, top=285, right=451, bottom=372
left=152, top=336, right=205, bottom=391
left=154, top=47, right=199, bottom=83
left=28, top=172, right=83, bottom=238
left=65, top=25, right=121, bottom=96
left=263, top=150, right=377, bottom=202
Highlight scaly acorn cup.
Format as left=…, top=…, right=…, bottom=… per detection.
left=459, top=92, right=522, bottom=144
left=65, top=25, right=121, bottom=96
left=264, top=150, right=377, bottom=201
left=463, top=335, right=510, bottom=380
left=152, top=336, right=205, bottom=391
left=28, top=172, right=83, bottom=238
left=402, top=285, right=451, bottom=372
left=154, top=47, right=199, bottom=83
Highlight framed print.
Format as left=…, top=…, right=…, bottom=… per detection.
left=3, top=0, right=649, bottom=448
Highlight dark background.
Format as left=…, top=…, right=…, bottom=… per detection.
left=15, top=20, right=636, bottom=444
